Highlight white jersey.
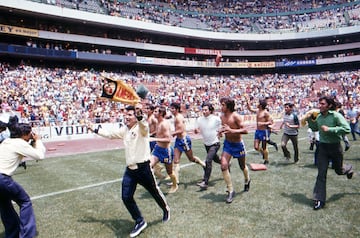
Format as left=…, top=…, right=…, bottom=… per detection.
left=97, top=118, right=151, bottom=166
left=0, top=138, right=46, bottom=176
left=196, top=114, right=221, bottom=146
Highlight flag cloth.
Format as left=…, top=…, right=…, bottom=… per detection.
left=101, top=76, right=140, bottom=105
left=249, top=163, right=267, bottom=171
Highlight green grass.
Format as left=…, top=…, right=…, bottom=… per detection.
left=1, top=128, right=360, bottom=238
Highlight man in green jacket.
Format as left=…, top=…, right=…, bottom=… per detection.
left=306, top=96, right=353, bottom=210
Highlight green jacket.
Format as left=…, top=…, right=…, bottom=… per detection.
left=307, top=110, right=350, bottom=144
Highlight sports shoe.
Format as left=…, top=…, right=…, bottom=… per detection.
left=345, top=144, right=350, bottom=151
left=198, top=181, right=208, bottom=190
left=313, top=200, right=325, bottom=210
left=130, top=220, right=147, bottom=237
left=347, top=167, right=354, bottom=179
left=225, top=191, right=235, bottom=203
left=163, top=209, right=170, bottom=223
left=244, top=179, right=251, bottom=192
left=309, top=143, right=314, bottom=151
left=196, top=180, right=204, bottom=186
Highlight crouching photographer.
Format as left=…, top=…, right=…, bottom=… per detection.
left=0, top=121, right=46, bottom=238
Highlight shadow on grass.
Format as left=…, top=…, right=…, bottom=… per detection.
left=272, top=161, right=296, bottom=167
left=327, top=192, right=360, bottom=203
left=281, top=192, right=311, bottom=206
left=79, top=216, right=164, bottom=237
left=281, top=191, right=360, bottom=207
left=79, top=216, right=133, bottom=237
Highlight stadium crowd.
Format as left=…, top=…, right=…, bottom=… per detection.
left=46, top=0, right=360, bottom=33
left=0, top=61, right=359, bottom=127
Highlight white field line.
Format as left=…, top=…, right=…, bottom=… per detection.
left=31, top=137, right=308, bottom=200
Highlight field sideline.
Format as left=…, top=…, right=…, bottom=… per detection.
left=1, top=128, right=359, bottom=238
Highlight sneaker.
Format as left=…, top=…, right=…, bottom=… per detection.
left=313, top=200, right=325, bottom=210
left=263, top=160, right=269, bottom=165
left=347, top=167, right=354, bottom=179
left=225, top=191, right=235, bottom=203
left=196, top=180, right=204, bottom=186
left=130, top=220, right=147, bottom=237
left=198, top=181, right=208, bottom=190
left=309, top=143, right=314, bottom=151
left=244, top=179, right=251, bottom=192
left=163, top=209, right=170, bottom=223
left=345, top=144, right=350, bottom=151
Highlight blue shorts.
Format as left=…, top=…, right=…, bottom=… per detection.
left=149, top=141, right=156, bottom=152
left=223, top=140, right=246, bottom=159
left=174, top=135, right=192, bottom=152
left=152, top=145, right=174, bottom=164
left=255, top=130, right=267, bottom=141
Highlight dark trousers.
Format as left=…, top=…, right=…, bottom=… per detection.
left=203, top=142, right=221, bottom=184
left=122, top=161, right=169, bottom=224
left=281, top=133, right=299, bottom=161
left=313, top=143, right=352, bottom=202
left=349, top=122, right=360, bottom=140
left=0, top=174, right=37, bottom=238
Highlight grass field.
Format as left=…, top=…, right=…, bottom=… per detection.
left=1, top=128, right=359, bottom=238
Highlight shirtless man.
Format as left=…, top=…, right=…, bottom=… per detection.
left=246, top=98, right=273, bottom=164
left=144, top=104, right=158, bottom=151
left=218, top=97, right=250, bottom=204
left=150, top=106, right=178, bottom=193
left=169, top=102, right=205, bottom=185
left=144, top=103, right=167, bottom=179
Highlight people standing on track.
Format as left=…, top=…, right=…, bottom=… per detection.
left=169, top=102, right=205, bottom=186
left=87, top=105, right=170, bottom=237
left=218, top=97, right=250, bottom=204
left=0, top=122, right=46, bottom=238
left=194, top=102, right=222, bottom=190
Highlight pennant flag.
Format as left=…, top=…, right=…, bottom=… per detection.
left=101, top=76, right=140, bottom=105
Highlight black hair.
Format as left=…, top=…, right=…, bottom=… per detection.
left=3, top=115, right=32, bottom=138
left=220, top=97, right=235, bottom=112
left=16, top=123, right=32, bottom=137
left=284, top=102, right=294, bottom=108
left=259, top=99, right=268, bottom=110
left=170, top=102, right=181, bottom=112
left=157, top=105, right=167, bottom=117
left=319, top=96, right=336, bottom=111
left=202, top=102, right=214, bottom=113
left=0, top=121, right=7, bottom=130
left=126, top=105, right=135, bottom=112
left=8, top=115, right=20, bottom=138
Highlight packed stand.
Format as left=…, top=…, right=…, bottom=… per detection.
left=41, top=0, right=360, bottom=33
left=0, top=61, right=359, bottom=126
